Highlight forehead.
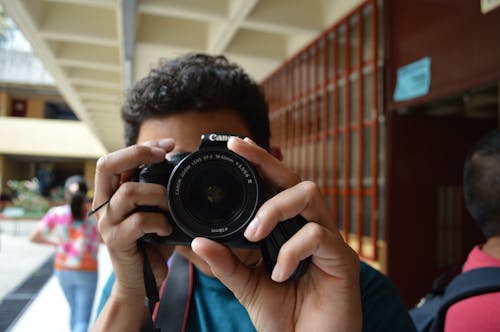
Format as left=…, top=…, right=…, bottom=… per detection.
left=137, top=109, right=251, bottom=152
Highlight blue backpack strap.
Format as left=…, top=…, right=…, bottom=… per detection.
left=153, top=253, right=193, bottom=332
left=409, top=292, right=444, bottom=332
left=429, top=267, right=500, bottom=332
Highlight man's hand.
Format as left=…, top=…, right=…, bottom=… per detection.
left=93, top=138, right=176, bottom=299
left=191, top=136, right=362, bottom=332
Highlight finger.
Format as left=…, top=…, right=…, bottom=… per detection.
left=191, top=237, right=258, bottom=300
left=144, top=244, right=173, bottom=286
left=93, top=139, right=175, bottom=212
left=227, top=136, right=300, bottom=191
left=244, top=181, right=332, bottom=242
left=100, top=212, right=172, bottom=251
left=104, top=181, right=169, bottom=224
left=270, top=222, right=357, bottom=282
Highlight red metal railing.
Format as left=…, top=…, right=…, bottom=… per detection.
left=263, top=0, right=383, bottom=263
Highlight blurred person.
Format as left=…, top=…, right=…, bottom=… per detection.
left=444, top=129, right=500, bottom=331
left=410, top=129, right=500, bottom=332
left=30, top=175, right=99, bottom=332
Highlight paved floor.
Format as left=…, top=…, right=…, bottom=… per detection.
left=0, top=220, right=112, bottom=332
left=0, top=231, right=54, bottom=301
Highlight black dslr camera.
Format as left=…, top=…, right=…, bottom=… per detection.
left=137, top=133, right=310, bottom=280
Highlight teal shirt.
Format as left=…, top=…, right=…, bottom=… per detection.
left=359, top=262, right=417, bottom=332
left=187, top=267, right=256, bottom=332
left=97, top=261, right=416, bottom=332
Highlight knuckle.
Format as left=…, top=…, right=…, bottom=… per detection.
left=298, top=181, right=322, bottom=206
left=304, top=221, right=326, bottom=242
left=97, top=214, right=115, bottom=244
left=98, top=224, right=114, bottom=247
left=127, top=213, right=144, bottom=230
left=299, top=180, right=320, bottom=196
left=131, top=144, right=150, bottom=158
left=105, top=228, right=121, bottom=250
left=117, top=182, right=138, bottom=200
left=97, top=221, right=106, bottom=237
left=96, top=155, right=110, bottom=173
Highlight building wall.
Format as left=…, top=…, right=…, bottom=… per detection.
left=262, top=0, right=500, bottom=306
left=84, top=160, right=97, bottom=195
left=0, top=86, right=104, bottom=201
left=0, top=157, right=34, bottom=193
left=0, top=91, right=9, bottom=117
left=26, top=98, right=45, bottom=118
left=383, top=0, right=500, bottom=305
left=262, top=0, right=385, bottom=270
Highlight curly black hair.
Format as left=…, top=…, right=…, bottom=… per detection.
left=121, top=53, right=270, bottom=150
left=464, top=128, right=500, bottom=238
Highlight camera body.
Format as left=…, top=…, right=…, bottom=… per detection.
left=137, top=133, right=310, bottom=279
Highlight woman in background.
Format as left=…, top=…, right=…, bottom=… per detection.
left=30, top=175, right=99, bottom=332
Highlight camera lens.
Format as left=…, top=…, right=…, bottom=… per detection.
left=168, top=148, right=261, bottom=239
left=183, top=166, right=245, bottom=225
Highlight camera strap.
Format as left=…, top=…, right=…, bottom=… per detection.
left=137, top=240, right=161, bottom=332
left=138, top=241, right=193, bottom=332
left=154, top=254, right=193, bottom=331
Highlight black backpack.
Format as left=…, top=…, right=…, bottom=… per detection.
left=409, top=267, right=500, bottom=332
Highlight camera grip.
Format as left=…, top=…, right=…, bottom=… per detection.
left=134, top=205, right=167, bottom=244
left=260, top=215, right=312, bottom=281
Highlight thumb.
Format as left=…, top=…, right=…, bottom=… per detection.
left=191, top=238, right=255, bottom=298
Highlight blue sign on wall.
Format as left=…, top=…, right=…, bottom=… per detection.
left=393, top=57, right=431, bottom=102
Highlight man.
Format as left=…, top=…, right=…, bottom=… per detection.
left=92, top=53, right=415, bottom=331
left=442, top=129, right=500, bottom=331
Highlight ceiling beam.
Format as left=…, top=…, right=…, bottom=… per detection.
left=0, top=0, right=103, bottom=146
left=209, top=0, right=258, bottom=54
left=120, top=0, right=136, bottom=89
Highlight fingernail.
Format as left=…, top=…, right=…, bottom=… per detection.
left=271, top=263, right=282, bottom=282
left=191, top=238, right=201, bottom=252
left=227, top=136, right=243, bottom=146
left=244, top=217, right=259, bottom=239
left=243, top=137, right=256, bottom=145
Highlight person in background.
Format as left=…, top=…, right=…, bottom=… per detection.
left=30, top=175, right=99, bottom=332
left=443, top=129, right=500, bottom=332
left=92, top=53, right=416, bottom=332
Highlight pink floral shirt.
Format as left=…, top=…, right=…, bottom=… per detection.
left=38, top=204, right=99, bottom=271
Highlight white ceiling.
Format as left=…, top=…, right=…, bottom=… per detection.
left=1, top=0, right=363, bottom=152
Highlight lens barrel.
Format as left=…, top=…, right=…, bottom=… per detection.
left=167, top=147, right=261, bottom=240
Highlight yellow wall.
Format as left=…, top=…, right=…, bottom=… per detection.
left=27, top=98, right=45, bottom=118
left=0, top=95, right=42, bottom=117
left=0, top=92, right=9, bottom=117
left=0, top=158, right=33, bottom=192
left=324, top=0, right=365, bottom=24
left=84, top=160, right=97, bottom=197
left=0, top=156, right=96, bottom=197
left=0, top=117, right=107, bottom=158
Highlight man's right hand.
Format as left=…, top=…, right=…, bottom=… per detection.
left=93, top=138, right=176, bottom=298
